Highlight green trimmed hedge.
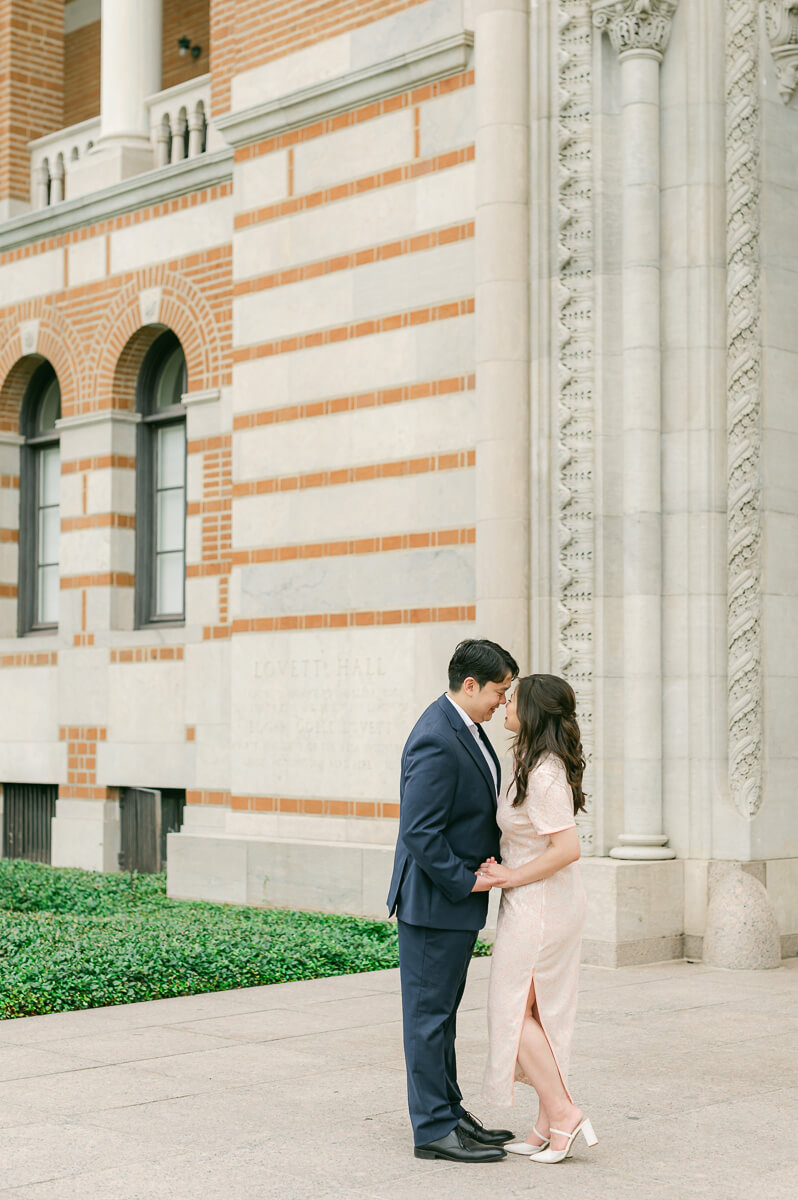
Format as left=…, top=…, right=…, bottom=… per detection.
left=0, top=859, right=489, bottom=1019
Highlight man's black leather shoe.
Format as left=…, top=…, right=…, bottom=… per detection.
left=414, top=1125, right=507, bottom=1162
left=458, top=1111, right=515, bottom=1146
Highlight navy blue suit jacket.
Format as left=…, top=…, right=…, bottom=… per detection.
left=387, top=694, right=502, bottom=931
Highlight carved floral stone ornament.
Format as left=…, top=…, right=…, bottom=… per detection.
left=591, top=0, right=679, bottom=59
left=763, top=1, right=798, bottom=102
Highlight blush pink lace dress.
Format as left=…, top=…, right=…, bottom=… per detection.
left=482, top=752, right=587, bottom=1105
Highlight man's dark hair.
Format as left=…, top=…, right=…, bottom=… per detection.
left=448, top=639, right=519, bottom=691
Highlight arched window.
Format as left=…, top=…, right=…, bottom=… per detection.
left=19, top=362, right=61, bottom=632
left=135, top=331, right=187, bottom=626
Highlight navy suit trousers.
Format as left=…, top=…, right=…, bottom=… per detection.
left=397, top=919, right=478, bottom=1145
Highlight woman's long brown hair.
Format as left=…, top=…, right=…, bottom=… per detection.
left=511, top=674, right=586, bottom=813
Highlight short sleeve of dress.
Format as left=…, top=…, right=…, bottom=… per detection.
left=528, top=755, right=576, bottom=836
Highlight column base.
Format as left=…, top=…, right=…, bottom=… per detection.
left=610, top=833, right=676, bottom=860
left=578, top=857, right=684, bottom=965
left=67, top=141, right=155, bottom=200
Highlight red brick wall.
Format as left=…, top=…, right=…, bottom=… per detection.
left=64, top=19, right=100, bottom=127
left=163, top=0, right=211, bottom=91
left=210, top=0, right=236, bottom=117
left=0, top=0, right=63, bottom=205
left=210, top=0, right=431, bottom=117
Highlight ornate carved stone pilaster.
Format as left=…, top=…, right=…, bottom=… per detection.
left=592, top=0, right=678, bottom=60
left=762, top=1, right=798, bottom=102
left=557, top=2, right=596, bottom=856
left=726, top=0, right=764, bottom=818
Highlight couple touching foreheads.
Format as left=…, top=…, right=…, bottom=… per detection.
left=387, top=639, right=597, bottom=1167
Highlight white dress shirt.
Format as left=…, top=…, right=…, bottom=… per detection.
left=445, top=693, right=498, bottom=795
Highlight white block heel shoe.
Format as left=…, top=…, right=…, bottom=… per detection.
left=529, top=1117, right=598, bottom=1164
left=505, top=1128, right=550, bottom=1156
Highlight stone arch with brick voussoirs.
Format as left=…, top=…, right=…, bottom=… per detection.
left=86, top=268, right=225, bottom=412
left=0, top=304, right=83, bottom=432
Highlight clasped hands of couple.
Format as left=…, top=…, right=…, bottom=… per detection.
left=472, top=856, right=513, bottom=891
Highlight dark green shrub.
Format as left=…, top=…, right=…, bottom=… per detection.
left=0, top=860, right=489, bottom=1018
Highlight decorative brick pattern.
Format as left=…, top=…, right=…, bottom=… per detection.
left=229, top=527, right=475, bottom=567
left=185, top=430, right=232, bottom=626
left=0, top=651, right=57, bottom=667
left=226, top=605, right=476, bottom=636
left=62, top=513, right=136, bottom=532
left=232, top=374, right=474, bottom=431
left=62, top=455, right=136, bottom=475
left=214, top=0, right=435, bottom=117
left=61, top=572, right=135, bottom=590
left=235, top=146, right=474, bottom=231
left=233, top=221, right=474, bottom=296
left=58, top=784, right=109, bottom=800
left=0, top=243, right=233, bottom=427
left=229, top=450, right=475, bottom=500
left=186, top=788, right=230, bottom=806
left=232, top=298, right=474, bottom=365
left=230, top=795, right=400, bottom=819
left=0, top=183, right=232, bottom=269
left=235, top=72, right=473, bottom=167
left=0, top=306, right=82, bottom=432
left=110, top=646, right=185, bottom=663
left=87, top=253, right=232, bottom=412
left=61, top=724, right=106, bottom=788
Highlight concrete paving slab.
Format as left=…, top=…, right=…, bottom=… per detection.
left=0, top=957, right=796, bottom=1199
left=167, top=990, right=402, bottom=1042
left=39, top=1024, right=242, bottom=1066
left=0, top=1118, right=168, bottom=1191
left=0, top=1061, right=210, bottom=1118
left=0, top=1044, right=103, bottom=1082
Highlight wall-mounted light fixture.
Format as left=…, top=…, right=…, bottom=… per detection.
left=177, top=36, right=202, bottom=60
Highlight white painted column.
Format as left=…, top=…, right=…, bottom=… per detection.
left=99, top=0, right=162, bottom=149
left=70, top=0, right=162, bottom=195
left=593, top=1, right=679, bottom=859
left=474, top=0, right=530, bottom=670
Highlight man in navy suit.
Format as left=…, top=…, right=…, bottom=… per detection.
left=387, top=638, right=519, bottom=1162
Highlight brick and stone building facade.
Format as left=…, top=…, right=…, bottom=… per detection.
left=0, top=0, right=797, bottom=966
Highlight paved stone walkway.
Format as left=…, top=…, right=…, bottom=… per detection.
left=0, top=956, right=796, bottom=1199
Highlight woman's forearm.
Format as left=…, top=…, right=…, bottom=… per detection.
left=509, top=843, right=579, bottom=886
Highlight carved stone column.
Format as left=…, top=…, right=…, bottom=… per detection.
left=474, top=0, right=530, bottom=670
left=593, top=0, right=679, bottom=860
left=762, top=1, right=798, bottom=103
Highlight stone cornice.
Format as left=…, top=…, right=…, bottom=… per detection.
left=763, top=1, right=798, bottom=102
left=592, top=0, right=679, bottom=60
left=215, top=33, right=474, bottom=149
left=0, top=148, right=232, bottom=254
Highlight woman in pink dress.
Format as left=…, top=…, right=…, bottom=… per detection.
left=479, top=674, right=596, bottom=1165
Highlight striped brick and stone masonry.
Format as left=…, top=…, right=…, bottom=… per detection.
left=1, top=0, right=484, bottom=921
left=167, top=0, right=483, bottom=913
